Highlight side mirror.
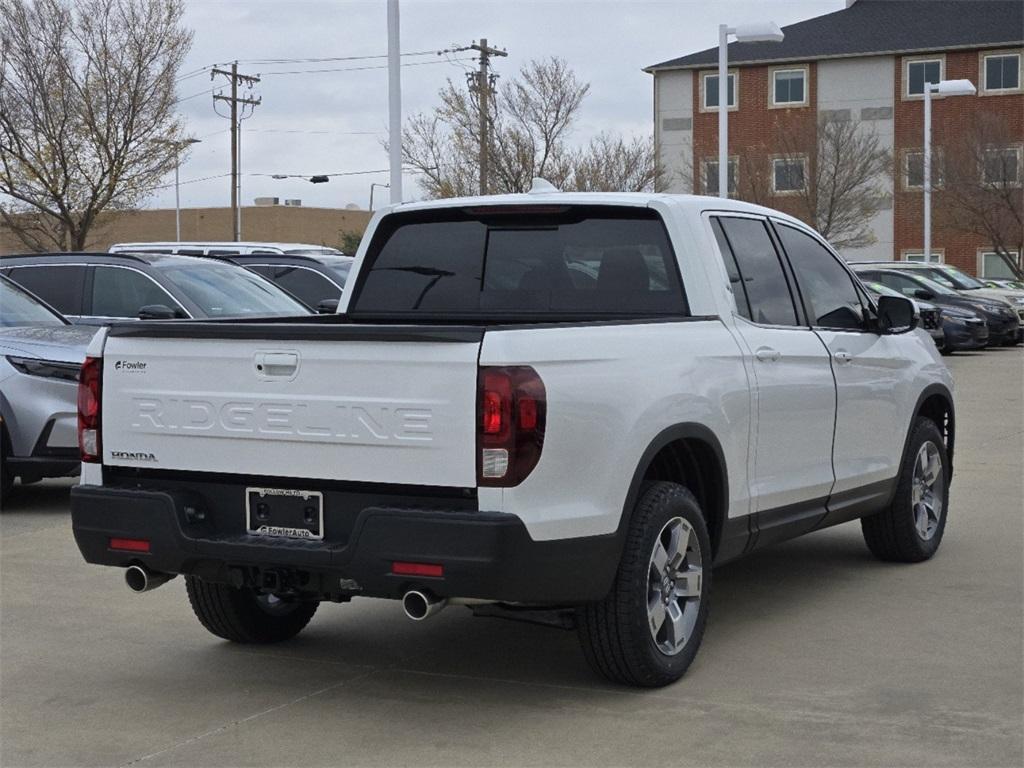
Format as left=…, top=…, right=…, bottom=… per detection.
left=316, top=299, right=340, bottom=314
left=876, top=295, right=918, bottom=334
left=914, top=288, right=934, bottom=301
left=137, top=304, right=178, bottom=321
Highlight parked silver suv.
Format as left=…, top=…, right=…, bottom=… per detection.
left=0, top=277, right=95, bottom=500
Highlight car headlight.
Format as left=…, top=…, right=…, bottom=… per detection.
left=5, top=356, right=81, bottom=382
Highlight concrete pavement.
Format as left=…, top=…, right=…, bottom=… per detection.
left=2, top=349, right=1021, bottom=767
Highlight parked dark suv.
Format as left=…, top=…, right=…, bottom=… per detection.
left=211, top=253, right=352, bottom=312
left=0, top=253, right=311, bottom=323
left=854, top=266, right=1017, bottom=347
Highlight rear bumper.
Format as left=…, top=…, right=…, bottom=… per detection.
left=70, top=484, right=620, bottom=604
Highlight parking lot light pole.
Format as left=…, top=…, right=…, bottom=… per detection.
left=717, top=22, right=784, bottom=198
left=369, top=182, right=389, bottom=212
left=923, top=79, right=975, bottom=263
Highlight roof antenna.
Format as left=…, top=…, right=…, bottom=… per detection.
left=528, top=178, right=559, bottom=194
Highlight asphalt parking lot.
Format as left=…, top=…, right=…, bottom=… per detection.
left=2, top=349, right=1022, bottom=768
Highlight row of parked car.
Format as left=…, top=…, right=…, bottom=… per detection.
left=1, top=240, right=1021, bottom=502
left=850, top=262, right=1024, bottom=353
left=0, top=242, right=352, bottom=502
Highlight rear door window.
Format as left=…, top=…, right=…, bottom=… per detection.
left=351, top=206, right=686, bottom=319
left=90, top=266, right=182, bottom=318
left=714, top=217, right=800, bottom=326
left=7, top=265, right=87, bottom=316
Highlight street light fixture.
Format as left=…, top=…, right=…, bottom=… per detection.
left=369, top=182, right=390, bottom=211
left=717, top=21, right=784, bottom=198
left=151, top=137, right=201, bottom=241
left=922, top=78, right=975, bottom=264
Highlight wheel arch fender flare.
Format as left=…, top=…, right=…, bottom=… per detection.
left=902, top=382, right=956, bottom=483
left=615, top=422, right=730, bottom=556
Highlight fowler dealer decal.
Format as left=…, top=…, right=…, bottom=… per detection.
left=114, top=360, right=147, bottom=373
left=111, top=451, right=158, bottom=462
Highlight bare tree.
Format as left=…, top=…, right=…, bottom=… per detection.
left=773, top=114, right=892, bottom=249
left=0, top=0, right=193, bottom=251
left=566, top=133, right=662, bottom=192
left=676, top=115, right=891, bottom=248
left=404, top=58, right=654, bottom=197
left=940, top=112, right=1024, bottom=278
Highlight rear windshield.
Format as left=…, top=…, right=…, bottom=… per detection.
left=350, top=206, right=687, bottom=320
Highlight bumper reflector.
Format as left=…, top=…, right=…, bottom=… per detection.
left=109, top=537, right=151, bottom=553
left=392, top=561, right=444, bottom=578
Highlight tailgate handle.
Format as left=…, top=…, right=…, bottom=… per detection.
left=255, top=352, right=299, bottom=377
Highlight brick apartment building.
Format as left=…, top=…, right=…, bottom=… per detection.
left=646, top=0, right=1023, bottom=276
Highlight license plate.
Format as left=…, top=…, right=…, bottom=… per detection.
left=246, top=488, right=324, bottom=540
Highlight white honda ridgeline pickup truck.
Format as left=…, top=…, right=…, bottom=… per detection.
left=71, top=191, right=955, bottom=687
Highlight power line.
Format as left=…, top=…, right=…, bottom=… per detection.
left=174, top=87, right=217, bottom=105
left=259, top=58, right=474, bottom=76
left=234, top=48, right=459, bottom=65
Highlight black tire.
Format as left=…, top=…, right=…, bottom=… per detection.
left=185, top=575, right=318, bottom=643
left=862, top=417, right=949, bottom=563
left=578, top=482, right=711, bottom=688
left=0, top=425, right=14, bottom=506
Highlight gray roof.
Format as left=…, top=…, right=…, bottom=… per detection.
left=645, top=0, right=1024, bottom=72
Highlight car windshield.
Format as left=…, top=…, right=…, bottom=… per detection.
left=925, top=266, right=985, bottom=290
left=153, top=261, right=310, bottom=317
left=316, top=255, right=354, bottom=284
left=911, top=274, right=960, bottom=296
left=865, top=281, right=903, bottom=299
left=0, top=278, right=67, bottom=327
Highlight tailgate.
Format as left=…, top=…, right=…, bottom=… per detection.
left=100, top=324, right=482, bottom=487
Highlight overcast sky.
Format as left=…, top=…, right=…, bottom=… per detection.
left=151, top=0, right=845, bottom=212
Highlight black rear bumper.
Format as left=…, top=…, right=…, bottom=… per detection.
left=70, top=483, right=620, bottom=604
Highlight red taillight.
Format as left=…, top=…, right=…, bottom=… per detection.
left=477, top=366, right=546, bottom=487
left=109, top=537, right=150, bottom=553
left=392, top=561, right=444, bottom=578
left=78, top=356, right=102, bottom=462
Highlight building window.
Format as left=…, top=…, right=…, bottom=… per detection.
left=905, top=57, right=943, bottom=97
left=979, top=250, right=1021, bottom=279
left=772, top=157, right=806, bottom=194
left=902, top=250, right=944, bottom=264
left=702, top=71, right=736, bottom=110
left=982, top=146, right=1023, bottom=186
left=771, top=67, right=807, bottom=106
left=983, top=52, right=1022, bottom=93
left=903, top=150, right=944, bottom=190
left=703, top=157, right=737, bottom=196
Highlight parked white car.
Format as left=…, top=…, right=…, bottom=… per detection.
left=109, top=241, right=345, bottom=257
left=71, top=190, right=954, bottom=687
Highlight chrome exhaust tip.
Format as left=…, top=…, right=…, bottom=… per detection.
left=402, top=590, right=447, bottom=620
left=125, top=564, right=175, bottom=593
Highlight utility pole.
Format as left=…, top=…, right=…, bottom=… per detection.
left=212, top=62, right=261, bottom=240
left=467, top=39, right=506, bottom=195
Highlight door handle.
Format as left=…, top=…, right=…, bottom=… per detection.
left=754, top=347, right=781, bottom=363
left=833, top=350, right=852, bottom=365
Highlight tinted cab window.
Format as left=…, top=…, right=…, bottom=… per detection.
left=775, top=224, right=866, bottom=330
left=6, top=265, right=87, bottom=316
left=352, top=207, right=686, bottom=319
left=713, top=217, right=799, bottom=326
